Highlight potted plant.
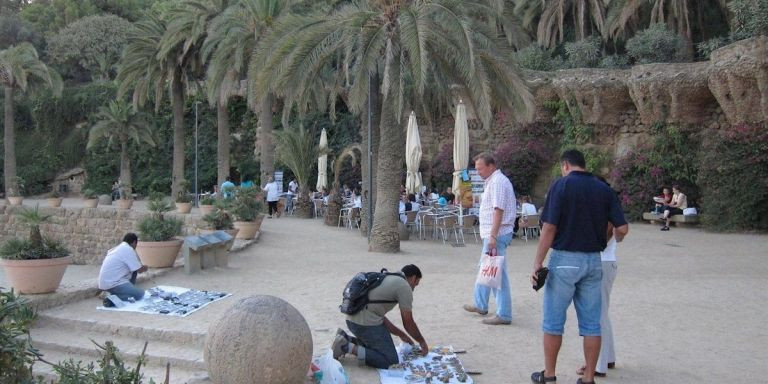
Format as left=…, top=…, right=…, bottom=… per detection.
left=199, top=195, right=216, bottom=215
left=82, top=189, right=99, bottom=208
left=175, top=180, right=193, bottom=214
left=7, top=176, right=25, bottom=206
left=0, top=205, right=71, bottom=294
left=201, top=208, right=239, bottom=238
left=117, top=183, right=133, bottom=210
left=136, top=194, right=184, bottom=268
left=47, top=189, right=63, bottom=208
left=231, top=186, right=264, bottom=239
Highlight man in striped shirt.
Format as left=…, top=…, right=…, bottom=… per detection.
left=462, top=153, right=516, bottom=325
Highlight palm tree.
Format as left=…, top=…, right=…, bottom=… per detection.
left=274, top=125, right=323, bottom=218
left=515, top=0, right=608, bottom=48
left=255, top=1, right=534, bottom=252
left=0, top=43, right=61, bottom=197
left=87, top=99, right=156, bottom=198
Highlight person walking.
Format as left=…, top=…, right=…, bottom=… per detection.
left=530, top=149, right=629, bottom=384
left=262, top=176, right=280, bottom=218
left=462, top=153, right=516, bottom=325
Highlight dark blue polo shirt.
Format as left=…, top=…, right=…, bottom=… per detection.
left=541, top=171, right=627, bottom=252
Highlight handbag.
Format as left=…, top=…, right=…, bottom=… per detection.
left=476, top=252, right=504, bottom=289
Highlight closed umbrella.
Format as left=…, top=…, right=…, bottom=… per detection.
left=316, top=128, right=328, bottom=191
left=405, top=111, right=422, bottom=194
left=452, top=101, right=469, bottom=196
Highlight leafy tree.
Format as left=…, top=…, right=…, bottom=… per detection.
left=275, top=125, right=322, bottom=218
left=729, top=0, right=768, bottom=38
left=19, top=0, right=100, bottom=35
left=47, top=15, right=134, bottom=81
left=256, top=1, right=534, bottom=252
left=0, top=43, right=61, bottom=196
left=87, top=99, right=156, bottom=198
left=0, top=13, right=42, bottom=50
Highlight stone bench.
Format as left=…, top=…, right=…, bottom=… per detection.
left=642, top=212, right=700, bottom=227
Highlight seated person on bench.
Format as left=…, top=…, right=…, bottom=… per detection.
left=98, top=233, right=148, bottom=301
left=660, top=185, right=687, bottom=231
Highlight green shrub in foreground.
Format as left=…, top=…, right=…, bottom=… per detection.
left=626, top=24, right=687, bottom=64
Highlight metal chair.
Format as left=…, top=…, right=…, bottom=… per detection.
left=458, top=215, right=479, bottom=243
left=348, top=208, right=360, bottom=229
left=404, top=211, right=419, bottom=235
left=436, top=215, right=459, bottom=244
left=338, top=207, right=351, bottom=227
left=519, top=214, right=541, bottom=242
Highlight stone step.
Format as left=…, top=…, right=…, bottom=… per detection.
left=33, top=348, right=210, bottom=384
left=30, top=327, right=207, bottom=371
left=35, top=312, right=207, bottom=348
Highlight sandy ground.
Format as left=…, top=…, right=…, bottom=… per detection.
left=4, top=210, right=768, bottom=383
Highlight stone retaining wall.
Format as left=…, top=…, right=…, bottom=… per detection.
left=0, top=206, right=205, bottom=265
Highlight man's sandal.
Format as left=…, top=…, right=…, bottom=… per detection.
left=576, top=366, right=606, bottom=377
left=577, top=379, right=596, bottom=384
left=531, top=370, right=557, bottom=383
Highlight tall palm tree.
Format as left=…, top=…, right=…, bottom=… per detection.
left=274, top=124, right=322, bottom=218
left=87, top=99, right=157, bottom=198
left=515, top=0, right=608, bottom=48
left=255, top=1, right=534, bottom=252
left=0, top=43, right=61, bottom=197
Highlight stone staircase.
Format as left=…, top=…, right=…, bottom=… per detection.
left=30, top=303, right=211, bottom=383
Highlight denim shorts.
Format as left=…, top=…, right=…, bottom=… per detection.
left=542, top=250, right=603, bottom=336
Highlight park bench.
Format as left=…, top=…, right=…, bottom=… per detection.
left=642, top=212, right=700, bottom=227
left=182, top=231, right=235, bottom=274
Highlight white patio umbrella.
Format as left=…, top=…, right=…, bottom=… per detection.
left=452, top=101, right=469, bottom=196
left=316, top=128, right=328, bottom=191
left=405, top=111, right=422, bottom=194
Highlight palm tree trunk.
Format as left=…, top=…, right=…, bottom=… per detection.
left=217, top=102, right=230, bottom=187
left=119, top=140, right=132, bottom=197
left=3, top=86, right=16, bottom=197
left=259, top=93, right=274, bottom=185
left=295, top=185, right=312, bottom=218
left=171, top=74, right=185, bottom=198
left=360, top=75, right=381, bottom=236
left=369, top=100, right=404, bottom=253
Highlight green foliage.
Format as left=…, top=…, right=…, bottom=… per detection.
left=46, top=15, right=133, bottom=81
left=0, top=288, right=40, bottom=384
left=202, top=208, right=233, bottom=230
left=698, top=124, right=768, bottom=231
left=199, top=196, right=215, bottom=205
left=230, top=186, right=263, bottom=222
left=564, top=36, right=602, bottom=68
left=696, top=36, right=731, bottom=60
left=0, top=13, right=43, bottom=50
left=514, top=45, right=563, bottom=71
left=545, top=99, right=609, bottom=176
left=174, top=179, right=191, bottom=203
left=729, top=0, right=768, bottom=38
left=137, top=195, right=183, bottom=241
left=0, top=237, right=70, bottom=260
left=494, top=125, right=556, bottom=195
left=275, top=125, right=321, bottom=196
left=598, top=54, right=629, bottom=69
left=8, top=176, right=24, bottom=196
left=626, top=24, right=687, bottom=64
left=82, top=188, right=97, bottom=199
left=53, top=340, right=158, bottom=384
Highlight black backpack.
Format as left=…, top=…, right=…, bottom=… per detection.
left=339, top=269, right=404, bottom=315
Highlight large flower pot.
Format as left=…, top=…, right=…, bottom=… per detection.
left=98, top=194, right=112, bottom=206
left=47, top=197, right=63, bottom=208
left=176, top=202, right=192, bottom=214
left=7, top=196, right=23, bottom=206
left=0, top=256, right=72, bottom=294
left=136, top=239, right=183, bottom=268
left=199, top=204, right=215, bottom=215
left=233, top=220, right=260, bottom=240
left=118, top=199, right=134, bottom=210
left=83, top=198, right=99, bottom=208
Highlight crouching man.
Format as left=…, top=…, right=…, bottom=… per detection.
left=98, top=233, right=148, bottom=301
left=333, top=264, right=428, bottom=368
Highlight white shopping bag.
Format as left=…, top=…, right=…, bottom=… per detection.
left=314, top=350, right=349, bottom=384
left=475, top=253, right=504, bottom=289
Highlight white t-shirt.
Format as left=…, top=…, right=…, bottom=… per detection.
left=521, top=202, right=537, bottom=215
left=601, top=237, right=617, bottom=262
left=98, top=242, right=142, bottom=290
left=288, top=180, right=298, bottom=194
left=263, top=182, right=280, bottom=202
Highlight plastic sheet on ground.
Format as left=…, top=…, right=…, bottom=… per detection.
left=378, top=345, right=473, bottom=384
left=97, top=285, right=231, bottom=317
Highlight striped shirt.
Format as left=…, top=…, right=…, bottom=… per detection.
left=479, top=169, right=517, bottom=238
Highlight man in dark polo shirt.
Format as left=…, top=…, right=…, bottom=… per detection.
left=530, top=149, right=629, bottom=384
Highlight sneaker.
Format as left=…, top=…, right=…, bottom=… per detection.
left=462, top=304, right=488, bottom=316
left=531, top=370, right=557, bottom=383
left=660, top=226, right=670, bottom=231
left=331, top=334, right=348, bottom=359
left=481, top=316, right=511, bottom=325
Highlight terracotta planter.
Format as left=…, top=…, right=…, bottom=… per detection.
left=47, top=197, right=63, bottom=208
left=136, top=239, right=183, bottom=268
left=7, top=196, right=23, bottom=206
left=83, top=198, right=99, bottom=208
left=176, top=202, right=192, bottom=214
left=199, top=204, right=215, bottom=215
left=118, top=199, right=134, bottom=210
left=0, top=256, right=72, bottom=294
left=233, top=219, right=261, bottom=240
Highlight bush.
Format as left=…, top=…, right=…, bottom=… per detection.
left=514, top=45, right=563, bottom=71
left=494, top=137, right=551, bottom=196
left=0, top=288, right=39, bottom=384
left=199, top=196, right=215, bottom=205
left=230, top=187, right=264, bottom=222
left=698, top=124, right=768, bottom=231
left=54, top=340, right=161, bottom=383
left=729, top=0, right=768, bottom=38
left=137, top=195, right=183, bottom=242
left=564, top=36, right=602, bottom=68
left=626, top=24, right=687, bottom=64
left=0, top=237, right=70, bottom=260
left=599, top=54, right=630, bottom=69
left=696, top=36, right=731, bottom=60
left=202, top=209, right=234, bottom=230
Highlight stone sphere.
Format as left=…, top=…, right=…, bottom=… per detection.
left=204, top=295, right=313, bottom=384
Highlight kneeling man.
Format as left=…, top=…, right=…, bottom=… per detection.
left=98, top=233, right=148, bottom=301
left=333, top=264, right=428, bottom=368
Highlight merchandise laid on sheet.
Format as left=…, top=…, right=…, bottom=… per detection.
left=98, top=285, right=231, bottom=317
left=379, top=345, right=473, bottom=384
